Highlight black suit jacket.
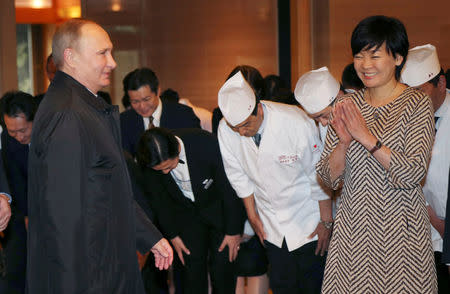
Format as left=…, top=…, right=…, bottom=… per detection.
left=120, top=101, right=200, bottom=156
left=139, top=129, right=245, bottom=240
left=1, top=132, right=28, bottom=216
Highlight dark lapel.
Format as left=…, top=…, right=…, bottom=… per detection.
left=131, top=109, right=145, bottom=134
left=159, top=100, right=169, bottom=127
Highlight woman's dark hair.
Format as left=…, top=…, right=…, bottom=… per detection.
left=1, top=91, right=38, bottom=123
left=227, top=65, right=264, bottom=116
left=351, top=15, right=409, bottom=80
left=136, top=128, right=179, bottom=168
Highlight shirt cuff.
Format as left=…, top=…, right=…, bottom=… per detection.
left=0, top=193, right=12, bottom=204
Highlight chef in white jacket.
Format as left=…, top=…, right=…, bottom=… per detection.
left=401, top=44, right=450, bottom=291
left=294, top=66, right=344, bottom=145
left=294, top=67, right=344, bottom=219
left=217, top=70, right=332, bottom=294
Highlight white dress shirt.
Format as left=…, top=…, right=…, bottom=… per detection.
left=143, top=98, right=163, bottom=129
left=170, top=136, right=195, bottom=202
left=218, top=101, right=328, bottom=251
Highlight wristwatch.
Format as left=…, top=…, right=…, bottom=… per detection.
left=319, top=219, right=334, bottom=230
left=369, top=140, right=382, bottom=154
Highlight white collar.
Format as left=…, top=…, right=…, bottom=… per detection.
left=435, top=90, right=450, bottom=117
left=152, top=98, right=163, bottom=123
left=257, top=102, right=267, bottom=136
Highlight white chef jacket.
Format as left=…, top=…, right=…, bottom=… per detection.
left=423, top=90, right=450, bottom=252
left=318, top=123, right=328, bottom=146
left=218, top=101, right=329, bottom=251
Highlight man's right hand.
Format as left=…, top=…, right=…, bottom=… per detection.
left=170, top=236, right=191, bottom=266
left=150, top=238, right=173, bottom=270
left=248, top=214, right=266, bottom=244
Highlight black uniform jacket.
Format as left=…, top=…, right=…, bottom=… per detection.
left=1, top=133, right=28, bottom=216
left=120, top=101, right=201, bottom=156
left=27, top=71, right=162, bottom=294
left=139, top=128, right=246, bottom=239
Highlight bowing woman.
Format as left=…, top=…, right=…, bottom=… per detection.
left=317, top=15, right=437, bottom=293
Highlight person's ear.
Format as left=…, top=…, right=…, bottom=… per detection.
left=64, top=48, right=76, bottom=68
left=438, top=75, right=446, bottom=92
left=394, top=53, right=403, bottom=66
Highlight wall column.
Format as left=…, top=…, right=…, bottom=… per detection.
left=0, top=0, right=18, bottom=94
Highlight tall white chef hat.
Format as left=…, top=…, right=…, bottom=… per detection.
left=218, top=71, right=256, bottom=126
left=294, top=67, right=340, bottom=114
left=401, top=44, right=441, bottom=87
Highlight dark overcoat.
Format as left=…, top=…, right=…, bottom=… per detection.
left=27, top=71, right=162, bottom=294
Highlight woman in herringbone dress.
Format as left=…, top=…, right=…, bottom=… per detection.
left=317, top=16, right=437, bottom=293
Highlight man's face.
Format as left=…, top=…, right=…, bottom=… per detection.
left=415, top=77, right=446, bottom=113
left=128, top=85, right=160, bottom=118
left=152, top=157, right=180, bottom=174
left=309, top=90, right=344, bottom=126
left=310, top=106, right=332, bottom=127
left=4, top=114, right=33, bottom=145
left=70, top=24, right=117, bottom=93
left=227, top=104, right=263, bottom=137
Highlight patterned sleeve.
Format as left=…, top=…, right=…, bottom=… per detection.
left=387, top=93, right=435, bottom=189
left=316, top=100, right=345, bottom=190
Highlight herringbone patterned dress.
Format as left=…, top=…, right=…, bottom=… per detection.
left=317, top=88, right=437, bottom=294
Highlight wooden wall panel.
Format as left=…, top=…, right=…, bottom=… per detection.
left=325, top=0, right=450, bottom=82
left=84, top=0, right=278, bottom=110
left=0, top=0, right=18, bottom=95
left=290, top=0, right=312, bottom=87
left=142, top=0, right=278, bottom=110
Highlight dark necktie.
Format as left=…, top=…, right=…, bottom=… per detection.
left=148, top=116, right=155, bottom=129
left=253, top=133, right=261, bottom=147
left=434, top=116, right=440, bottom=133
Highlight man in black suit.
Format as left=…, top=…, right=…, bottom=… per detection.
left=136, top=127, right=246, bottom=294
left=0, top=91, right=35, bottom=293
left=1, top=91, right=38, bottom=226
left=120, top=68, right=200, bottom=156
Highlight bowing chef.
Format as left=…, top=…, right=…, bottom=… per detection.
left=401, top=44, right=450, bottom=293
left=217, top=70, right=332, bottom=294
left=294, top=66, right=344, bottom=144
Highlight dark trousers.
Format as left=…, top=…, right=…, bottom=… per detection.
left=141, top=258, right=169, bottom=294
left=265, top=239, right=326, bottom=294
left=435, top=251, right=450, bottom=294
left=0, top=214, right=27, bottom=294
left=173, top=220, right=236, bottom=294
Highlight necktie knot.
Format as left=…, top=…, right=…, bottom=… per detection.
left=148, top=116, right=155, bottom=129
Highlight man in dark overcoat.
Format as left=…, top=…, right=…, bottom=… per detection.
left=27, top=19, right=173, bottom=294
